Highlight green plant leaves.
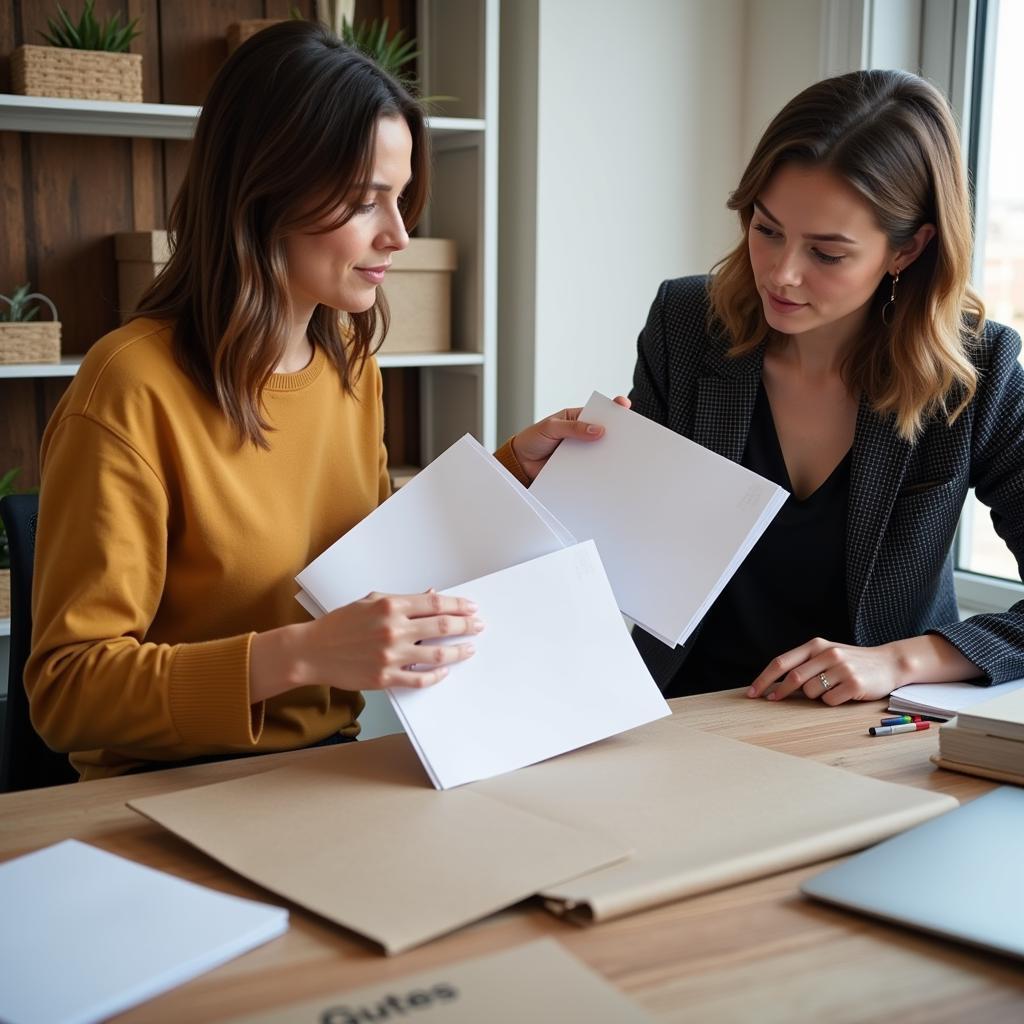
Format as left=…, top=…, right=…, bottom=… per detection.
left=0, top=284, right=41, bottom=323
left=40, top=0, right=141, bottom=53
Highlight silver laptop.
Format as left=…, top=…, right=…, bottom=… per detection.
left=801, top=786, right=1024, bottom=960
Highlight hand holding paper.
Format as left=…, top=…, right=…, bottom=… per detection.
left=252, top=590, right=482, bottom=702
left=510, top=394, right=632, bottom=481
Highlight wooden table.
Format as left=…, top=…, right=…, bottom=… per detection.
left=2, top=691, right=1022, bottom=1023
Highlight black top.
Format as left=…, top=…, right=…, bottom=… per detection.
left=667, top=383, right=853, bottom=697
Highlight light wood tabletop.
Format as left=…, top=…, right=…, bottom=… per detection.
left=2, top=690, right=1021, bottom=1023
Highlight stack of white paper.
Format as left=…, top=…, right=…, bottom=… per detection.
left=391, top=541, right=671, bottom=788
left=531, top=393, right=788, bottom=646
left=0, top=839, right=288, bottom=1024
left=296, top=434, right=574, bottom=616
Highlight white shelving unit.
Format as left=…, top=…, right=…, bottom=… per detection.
left=0, top=0, right=498, bottom=461
left=0, top=94, right=485, bottom=140
left=0, top=352, right=485, bottom=379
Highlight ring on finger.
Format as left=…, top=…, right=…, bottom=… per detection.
left=819, top=672, right=831, bottom=691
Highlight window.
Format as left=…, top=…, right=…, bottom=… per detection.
left=955, top=0, right=1024, bottom=594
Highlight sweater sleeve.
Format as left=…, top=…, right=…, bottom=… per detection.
left=26, top=413, right=263, bottom=754
left=493, top=439, right=531, bottom=487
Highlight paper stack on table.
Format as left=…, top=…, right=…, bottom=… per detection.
left=935, top=685, right=1024, bottom=785
left=0, top=839, right=287, bottom=1024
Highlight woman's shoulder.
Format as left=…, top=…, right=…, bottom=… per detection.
left=970, top=316, right=1023, bottom=375
left=48, top=318, right=201, bottom=451
left=655, top=274, right=713, bottom=320
left=70, top=315, right=178, bottom=403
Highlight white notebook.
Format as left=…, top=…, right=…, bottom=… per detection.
left=389, top=541, right=670, bottom=788
left=530, top=392, right=788, bottom=646
left=887, top=678, right=1024, bottom=720
left=0, top=839, right=288, bottom=1024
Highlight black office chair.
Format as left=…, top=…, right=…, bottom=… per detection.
left=0, top=493, right=77, bottom=791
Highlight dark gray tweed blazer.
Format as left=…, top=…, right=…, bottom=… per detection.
left=630, top=275, right=1024, bottom=689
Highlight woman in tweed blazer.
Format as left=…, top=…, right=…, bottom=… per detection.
left=623, top=70, right=1024, bottom=705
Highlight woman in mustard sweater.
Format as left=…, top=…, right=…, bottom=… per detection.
left=26, top=21, right=597, bottom=780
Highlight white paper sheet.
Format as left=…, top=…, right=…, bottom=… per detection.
left=387, top=540, right=671, bottom=789
left=530, top=392, right=788, bottom=647
left=0, top=839, right=288, bottom=1024
left=888, top=678, right=1024, bottom=720
left=296, top=434, right=575, bottom=614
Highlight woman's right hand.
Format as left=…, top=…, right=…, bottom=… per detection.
left=250, top=591, right=483, bottom=702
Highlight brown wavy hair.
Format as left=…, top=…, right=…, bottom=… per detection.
left=709, top=69, right=983, bottom=441
left=134, top=20, right=429, bottom=447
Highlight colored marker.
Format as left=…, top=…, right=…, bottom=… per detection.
left=868, top=722, right=931, bottom=736
left=880, top=715, right=923, bottom=726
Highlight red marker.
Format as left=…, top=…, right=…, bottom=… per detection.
left=868, top=722, right=930, bottom=736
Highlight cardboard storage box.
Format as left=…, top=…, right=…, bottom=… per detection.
left=380, top=238, right=456, bottom=354
left=115, top=232, right=456, bottom=353
left=115, top=231, right=171, bottom=319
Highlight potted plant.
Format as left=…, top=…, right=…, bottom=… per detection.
left=0, top=284, right=61, bottom=365
left=11, top=0, right=143, bottom=103
left=0, top=468, right=22, bottom=619
left=230, top=3, right=426, bottom=99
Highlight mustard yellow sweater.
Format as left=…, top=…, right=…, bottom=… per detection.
left=27, top=318, right=390, bottom=779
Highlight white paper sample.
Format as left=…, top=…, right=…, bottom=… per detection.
left=0, top=839, right=288, bottom=1024
left=388, top=540, right=671, bottom=789
left=530, top=393, right=788, bottom=646
left=296, top=434, right=574, bottom=614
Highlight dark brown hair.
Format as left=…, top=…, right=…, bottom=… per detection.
left=710, top=69, right=983, bottom=441
left=135, top=20, right=430, bottom=446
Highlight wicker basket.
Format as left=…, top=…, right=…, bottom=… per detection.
left=11, top=45, right=143, bottom=103
left=0, top=323, right=62, bottom=364
left=0, top=569, right=10, bottom=619
left=226, top=20, right=285, bottom=54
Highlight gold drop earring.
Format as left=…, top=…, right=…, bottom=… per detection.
left=881, top=269, right=900, bottom=326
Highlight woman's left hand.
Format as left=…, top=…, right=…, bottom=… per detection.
left=511, top=396, right=631, bottom=482
left=746, top=637, right=906, bottom=705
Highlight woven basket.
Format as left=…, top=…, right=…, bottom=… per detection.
left=0, top=569, right=10, bottom=619
left=11, top=45, right=143, bottom=103
left=0, top=323, right=62, bottom=364
left=226, top=20, right=285, bottom=54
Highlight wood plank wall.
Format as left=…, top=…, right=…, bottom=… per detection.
left=0, top=0, right=418, bottom=487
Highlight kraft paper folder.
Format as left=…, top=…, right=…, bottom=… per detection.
left=222, top=939, right=656, bottom=1024
left=131, top=734, right=631, bottom=955
left=131, top=712, right=956, bottom=953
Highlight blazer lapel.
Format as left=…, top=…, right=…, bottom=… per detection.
left=846, top=398, right=913, bottom=632
left=692, top=345, right=762, bottom=461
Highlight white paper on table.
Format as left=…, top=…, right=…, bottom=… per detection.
left=296, top=434, right=575, bottom=615
left=387, top=540, right=671, bottom=789
left=530, top=392, right=789, bottom=647
left=888, top=678, right=1024, bottom=719
left=0, top=839, right=288, bottom=1024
